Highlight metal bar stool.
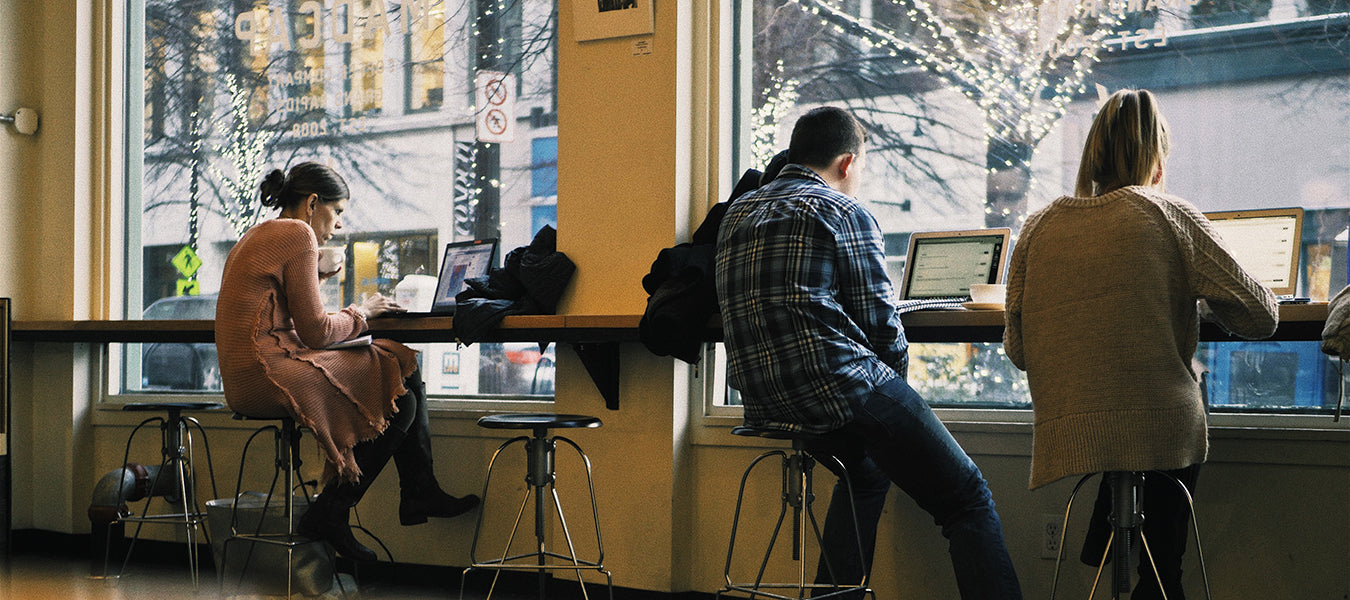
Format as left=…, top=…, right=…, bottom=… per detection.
left=1050, top=471, right=1212, bottom=600
left=219, top=413, right=328, bottom=598
left=96, top=401, right=222, bottom=589
left=717, top=426, right=875, bottom=600
left=460, top=413, right=612, bottom=600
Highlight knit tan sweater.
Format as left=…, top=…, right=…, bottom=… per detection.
left=1004, top=186, right=1278, bottom=489
left=216, top=218, right=418, bottom=482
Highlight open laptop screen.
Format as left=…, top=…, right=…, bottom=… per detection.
left=1203, top=208, right=1302, bottom=297
left=431, top=238, right=498, bottom=312
left=899, top=228, right=1011, bottom=300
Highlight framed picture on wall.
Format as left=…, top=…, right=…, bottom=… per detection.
left=573, top=0, right=655, bottom=41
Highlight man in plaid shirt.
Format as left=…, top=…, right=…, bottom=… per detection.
left=715, top=107, right=1022, bottom=599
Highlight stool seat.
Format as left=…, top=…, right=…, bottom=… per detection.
left=123, top=402, right=224, bottom=412
left=477, top=413, right=602, bottom=430
left=730, top=425, right=821, bottom=440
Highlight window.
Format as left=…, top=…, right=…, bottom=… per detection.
left=531, top=136, right=557, bottom=197
left=125, top=0, right=561, bottom=400
left=730, top=0, right=1350, bottom=413
left=405, top=0, right=448, bottom=112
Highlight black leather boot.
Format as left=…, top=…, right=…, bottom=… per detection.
left=398, top=485, right=481, bottom=526
left=298, top=487, right=378, bottom=562
left=393, top=420, right=480, bottom=525
left=298, top=422, right=408, bottom=562
left=393, top=371, right=481, bottom=525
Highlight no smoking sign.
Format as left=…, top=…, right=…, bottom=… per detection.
left=475, top=71, right=516, bottom=143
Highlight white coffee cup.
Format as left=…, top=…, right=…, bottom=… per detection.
left=317, top=247, right=345, bottom=274
left=968, top=283, right=1006, bottom=305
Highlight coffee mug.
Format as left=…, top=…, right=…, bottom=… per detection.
left=317, top=247, right=345, bottom=274
left=969, top=283, right=1006, bottom=305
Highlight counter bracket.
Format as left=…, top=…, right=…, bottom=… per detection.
left=572, top=342, right=620, bottom=410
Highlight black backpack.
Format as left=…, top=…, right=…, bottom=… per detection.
left=639, top=168, right=763, bottom=364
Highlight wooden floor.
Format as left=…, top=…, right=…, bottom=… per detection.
left=0, top=546, right=599, bottom=599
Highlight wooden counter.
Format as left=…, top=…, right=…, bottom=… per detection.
left=12, top=303, right=1325, bottom=344
left=10, top=303, right=1329, bottom=409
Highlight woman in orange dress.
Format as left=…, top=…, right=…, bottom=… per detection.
left=216, top=162, right=478, bottom=561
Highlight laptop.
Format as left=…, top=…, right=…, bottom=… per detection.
left=1203, top=208, right=1303, bottom=297
left=896, top=228, right=1012, bottom=311
left=379, top=238, right=498, bottom=317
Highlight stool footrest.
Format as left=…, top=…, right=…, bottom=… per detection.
left=226, top=533, right=314, bottom=547
left=119, top=513, right=207, bottom=523
left=720, top=582, right=872, bottom=600
left=469, top=552, right=607, bottom=571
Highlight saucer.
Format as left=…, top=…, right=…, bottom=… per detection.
left=961, top=302, right=1004, bottom=311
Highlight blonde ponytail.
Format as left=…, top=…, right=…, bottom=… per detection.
left=1074, top=89, right=1171, bottom=197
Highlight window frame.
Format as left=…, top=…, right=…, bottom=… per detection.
left=713, top=1, right=1350, bottom=424
left=111, top=0, right=566, bottom=406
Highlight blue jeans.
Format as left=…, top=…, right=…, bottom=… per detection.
left=805, top=377, right=1023, bottom=600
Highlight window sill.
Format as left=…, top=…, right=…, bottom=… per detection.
left=692, top=406, right=1350, bottom=468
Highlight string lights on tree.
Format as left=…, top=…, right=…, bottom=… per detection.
left=788, top=0, right=1124, bottom=226
left=751, top=60, right=801, bottom=168
left=209, top=73, right=279, bottom=239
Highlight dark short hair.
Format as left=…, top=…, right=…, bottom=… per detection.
left=787, top=107, right=868, bottom=169
left=259, top=162, right=350, bottom=210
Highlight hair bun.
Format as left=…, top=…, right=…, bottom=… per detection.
left=258, top=169, right=288, bottom=207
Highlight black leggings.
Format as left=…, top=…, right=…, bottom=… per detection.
left=345, top=367, right=433, bottom=491
left=1081, top=464, right=1201, bottom=600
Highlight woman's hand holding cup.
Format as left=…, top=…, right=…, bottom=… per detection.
left=318, top=247, right=345, bottom=280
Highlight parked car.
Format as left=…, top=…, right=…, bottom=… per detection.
left=140, top=294, right=220, bottom=391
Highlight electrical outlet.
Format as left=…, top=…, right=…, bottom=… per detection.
left=1042, top=513, right=1064, bottom=559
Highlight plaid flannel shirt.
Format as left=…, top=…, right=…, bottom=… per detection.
left=715, top=164, right=908, bottom=433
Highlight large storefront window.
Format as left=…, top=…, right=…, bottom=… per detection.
left=126, top=0, right=561, bottom=399
left=727, top=0, right=1350, bottom=412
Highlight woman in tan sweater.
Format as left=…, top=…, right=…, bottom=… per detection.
left=216, top=162, right=478, bottom=561
left=1004, top=90, right=1277, bottom=599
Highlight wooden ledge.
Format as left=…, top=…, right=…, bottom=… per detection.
left=10, top=303, right=1328, bottom=344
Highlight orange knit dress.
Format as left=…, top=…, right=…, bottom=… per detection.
left=215, top=218, right=418, bottom=482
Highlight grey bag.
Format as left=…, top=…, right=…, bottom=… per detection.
left=206, top=493, right=335, bottom=596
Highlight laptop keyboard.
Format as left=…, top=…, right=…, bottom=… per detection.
left=896, top=297, right=968, bottom=314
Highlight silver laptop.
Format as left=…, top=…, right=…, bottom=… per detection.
left=379, top=238, right=498, bottom=317
left=1203, top=208, right=1303, bottom=297
left=897, top=228, right=1012, bottom=305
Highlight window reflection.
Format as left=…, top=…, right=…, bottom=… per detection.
left=736, top=1, right=1349, bottom=412
left=129, top=0, right=561, bottom=399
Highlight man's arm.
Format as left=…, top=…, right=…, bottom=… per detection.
left=835, top=206, right=908, bottom=372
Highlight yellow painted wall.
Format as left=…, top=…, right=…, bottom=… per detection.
left=557, top=3, right=690, bottom=316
